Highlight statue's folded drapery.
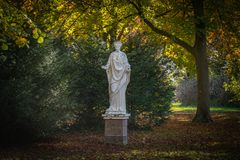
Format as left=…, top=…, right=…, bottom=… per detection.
left=104, top=50, right=130, bottom=114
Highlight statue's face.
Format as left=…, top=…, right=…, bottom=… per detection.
left=114, top=42, right=122, bottom=51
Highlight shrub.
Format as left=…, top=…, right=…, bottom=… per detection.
left=124, top=34, right=175, bottom=128
left=65, top=39, right=109, bottom=130
left=0, top=39, right=73, bottom=144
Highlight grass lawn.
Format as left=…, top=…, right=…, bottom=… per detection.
left=171, top=102, right=240, bottom=112
left=0, top=112, right=240, bottom=160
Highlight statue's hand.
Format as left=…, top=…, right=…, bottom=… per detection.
left=101, top=65, right=107, bottom=70
left=126, top=64, right=131, bottom=72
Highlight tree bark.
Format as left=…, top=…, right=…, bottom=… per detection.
left=192, top=43, right=213, bottom=122
left=193, top=47, right=212, bottom=122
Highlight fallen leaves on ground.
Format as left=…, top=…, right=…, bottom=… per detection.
left=0, top=112, right=239, bottom=160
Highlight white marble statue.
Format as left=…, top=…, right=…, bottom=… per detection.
left=102, top=41, right=131, bottom=115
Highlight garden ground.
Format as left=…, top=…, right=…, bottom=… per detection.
left=0, top=108, right=240, bottom=160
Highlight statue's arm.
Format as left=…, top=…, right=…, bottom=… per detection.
left=125, top=55, right=131, bottom=72
left=102, top=54, right=111, bottom=70
left=101, top=65, right=109, bottom=70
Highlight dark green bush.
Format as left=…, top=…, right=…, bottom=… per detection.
left=65, top=39, right=109, bottom=130
left=0, top=39, right=72, bottom=144
left=124, top=34, right=175, bottom=128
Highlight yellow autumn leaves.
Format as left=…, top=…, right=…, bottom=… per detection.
left=32, top=28, right=46, bottom=44
left=1, top=28, right=46, bottom=51
left=15, top=37, right=29, bottom=48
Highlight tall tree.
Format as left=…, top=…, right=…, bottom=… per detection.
left=129, top=0, right=212, bottom=122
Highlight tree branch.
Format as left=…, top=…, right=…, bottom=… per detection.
left=97, top=13, right=137, bottom=32
left=117, top=19, right=132, bottom=40
left=154, top=9, right=172, bottom=18
left=129, top=0, right=194, bottom=55
left=142, top=18, right=194, bottom=54
left=60, top=13, right=83, bottom=35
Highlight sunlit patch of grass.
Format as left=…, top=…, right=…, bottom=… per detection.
left=210, top=107, right=240, bottom=112
left=171, top=103, right=240, bottom=112
left=171, top=102, right=196, bottom=112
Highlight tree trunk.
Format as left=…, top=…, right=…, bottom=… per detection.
left=192, top=47, right=213, bottom=122
left=192, top=0, right=213, bottom=122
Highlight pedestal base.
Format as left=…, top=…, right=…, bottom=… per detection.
left=102, top=114, right=130, bottom=145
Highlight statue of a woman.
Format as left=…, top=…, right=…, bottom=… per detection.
left=102, top=41, right=131, bottom=115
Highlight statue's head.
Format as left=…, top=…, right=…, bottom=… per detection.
left=114, top=41, right=122, bottom=51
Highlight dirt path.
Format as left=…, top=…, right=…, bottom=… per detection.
left=0, top=112, right=240, bottom=160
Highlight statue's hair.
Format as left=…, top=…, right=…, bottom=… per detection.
left=113, top=41, right=122, bottom=46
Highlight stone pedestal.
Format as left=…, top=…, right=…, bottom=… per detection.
left=102, top=114, right=130, bottom=145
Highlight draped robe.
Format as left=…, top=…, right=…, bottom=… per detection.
left=105, top=51, right=130, bottom=114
